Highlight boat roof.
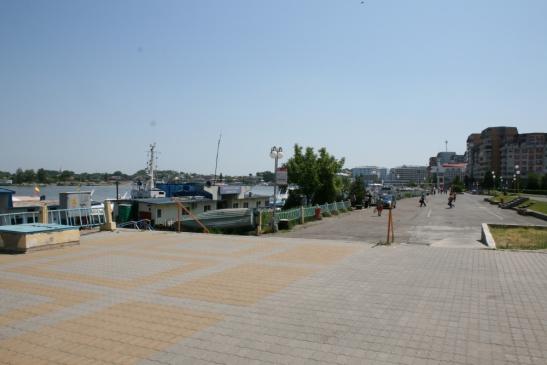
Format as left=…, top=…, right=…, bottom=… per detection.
left=136, top=197, right=212, bottom=205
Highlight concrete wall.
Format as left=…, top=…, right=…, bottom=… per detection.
left=0, top=229, right=80, bottom=253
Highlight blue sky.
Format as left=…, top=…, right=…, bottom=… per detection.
left=1, top=0, right=546, bottom=175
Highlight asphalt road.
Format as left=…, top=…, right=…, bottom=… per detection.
left=276, top=193, right=546, bottom=247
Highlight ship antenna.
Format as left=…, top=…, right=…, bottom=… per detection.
left=213, top=132, right=222, bottom=184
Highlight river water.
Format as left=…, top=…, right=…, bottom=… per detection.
left=1, top=184, right=275, bottom=202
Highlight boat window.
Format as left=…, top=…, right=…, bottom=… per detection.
left=204, top=205, right=210, bottom=212
left=243, top=202, right=249, bottom=208
left=233, top=203, right=239, bottom=208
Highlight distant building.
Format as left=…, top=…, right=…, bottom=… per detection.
left=389, top=166, right=428, bottom=185
left=500, top=133, right=547, bottom=178
left=427, top=151, right=466, bottom=188
left=351, top=166, right=388, bottom=185
left=466, top=127, right=546, bottom=181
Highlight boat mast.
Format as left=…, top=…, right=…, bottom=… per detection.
left=213, top=133, right=222, bottom=184
left=147, top=143, right=156, bottom=190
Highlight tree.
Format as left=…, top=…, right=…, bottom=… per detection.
left=286, top=144, right=344, bottom=205
left=257, top=171, right=275, bottom=183
left=36, top=168, right=47, bottom=183
left=22, top=169, right=36, bottom=183
left=482, top=171, right=494, bottom=190
left=60, top=170, right=74, bottom=181
left=542, top=174, right=547, bottom=190
left=314, top=147, right=345, bottom=203
left=526, top=172, right=540, bottom=190
left=14, top=168, right=24, bottom=184
left=451, top=176, right=464, bottom=193
left=348, top=176, right=365, bottom=205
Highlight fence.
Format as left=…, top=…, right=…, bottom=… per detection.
left=0, top=211, right=40, bottom=226
left=261, top=200, right=351, bottom=232
left=0, top=207, right=106, bottom=228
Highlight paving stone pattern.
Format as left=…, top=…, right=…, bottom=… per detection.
left=0, top=230, right=546, bottom=364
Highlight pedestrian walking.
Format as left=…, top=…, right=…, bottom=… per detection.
left=419, top=193, right=427, bottom=207
left=375, top=199, right=383, bottom=216
left=448, top=195, right=454, bottom=208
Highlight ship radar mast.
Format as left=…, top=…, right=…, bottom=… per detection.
left=146, top=143, right=157, bottom=191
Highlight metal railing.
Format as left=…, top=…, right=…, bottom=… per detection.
left=48, top=207, right=106, bottom=228
left=0, top=207, right=106, bottom=228
left=0, top=211, right=39, bottom=226
left=274, top=200, right=351, bottom=222
left=117, top=219, right=153, bottom=231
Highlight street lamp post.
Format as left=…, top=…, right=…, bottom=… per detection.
left=491, top=171, right=496, bottom=191
left=515, top=165, right=520, bottom=193
left=270, top=146, right=284, bottom=232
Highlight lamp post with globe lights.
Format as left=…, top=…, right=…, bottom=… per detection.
left=270, top=146, right=284, bottom=232
left=515, top=165, right=520, bottom=193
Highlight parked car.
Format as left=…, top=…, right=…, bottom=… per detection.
left=381, top=194, right=396, bottom=208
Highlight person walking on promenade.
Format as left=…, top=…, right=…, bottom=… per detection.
left=448, top=194, right=454, bottom=208
left=375, top=198, right=384, bottom=216
left=419, top=193, right=427, bottom=207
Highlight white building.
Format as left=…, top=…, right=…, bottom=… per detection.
left=389, top=166, right=428, bottom=185
left=351, top=166, right=388, bottom=184
left=136, top=197, right=213, bottom=227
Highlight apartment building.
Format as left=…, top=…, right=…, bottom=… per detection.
left=465, top=127, right=546, bottom=180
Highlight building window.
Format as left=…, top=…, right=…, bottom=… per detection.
left=204, top=205, right=211, bottom=212
left=243, top=202, right=249, bottom=208
left=233, top=203, right=239, bottom=208
left=157, top=209, right=162, bottom=218
left=257, top=201, right=261, bottom=207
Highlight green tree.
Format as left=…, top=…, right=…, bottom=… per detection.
left=257, top=171, right=275, bottom=183
left=451, top=176, right=464, bottom=193
left=542, top=174, right=547, bottom=190
left=315, top=147, right=345, bottom=203
left=0, top=171, right=11, bottom=180
left=349, top=176, right=365, bottom=205
left=22, top=169, right=36, bottom=183
left=482, top=171, right=494, bottom=190
left=60, top=170, right=74, bottom=181
left=36, top=168, right=47, bottom=183
left=526, top=172, right=540, bottom=190
left=286, top=144, right=344, bottom=205
left=14, top=168, right=24, bottom=184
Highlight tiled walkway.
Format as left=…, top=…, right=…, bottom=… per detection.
left=1, top=230, right=546, bottom=364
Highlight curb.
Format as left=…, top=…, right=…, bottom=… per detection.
left=525, top=209, right=547, bottom=221
left=481, top=223, right=496, bottom=249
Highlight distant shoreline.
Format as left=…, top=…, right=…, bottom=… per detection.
left=0, top=181, right=132, bottom=188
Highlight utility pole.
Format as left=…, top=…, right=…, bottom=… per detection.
left=445, top=140, right=448, bottom=152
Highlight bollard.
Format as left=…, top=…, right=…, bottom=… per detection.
left=38, top=204, right=48, bottom=224
left=314, top=206, right=322, bottom=220
left=100, top=200, right=117, bottom=231
left=300, top=206, right=305, bottom=224
left=255, top=211, right=262, bottom=236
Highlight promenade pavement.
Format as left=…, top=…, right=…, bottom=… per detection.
left=1, top=197, right=547, bottom=364
left=277, top=193, right=546, bottom=247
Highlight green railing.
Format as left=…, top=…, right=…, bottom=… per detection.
left=276, top=208, right=301, bottom=221
left=259, top=200, right=351, bottom=233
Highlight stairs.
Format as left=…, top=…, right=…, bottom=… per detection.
left=499, top=196, right=528, bottom=209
